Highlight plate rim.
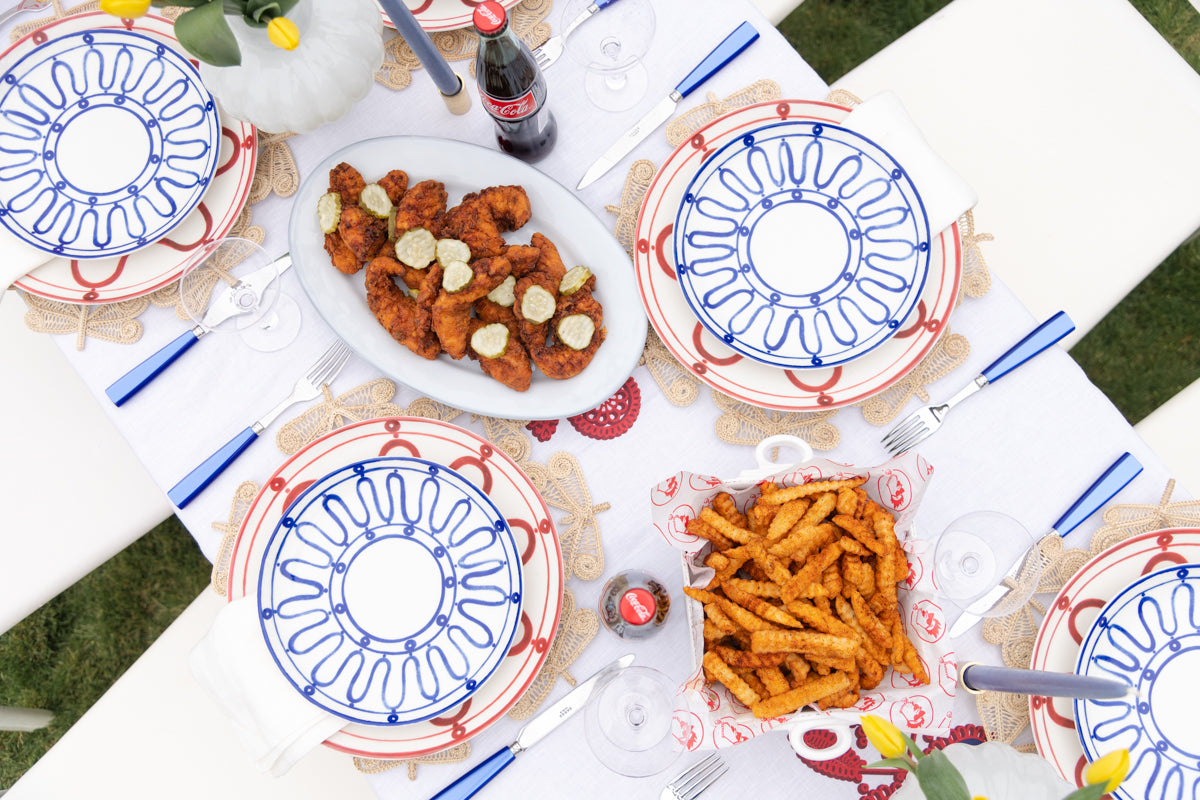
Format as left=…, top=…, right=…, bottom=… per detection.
left=225, top=415, right=564, bottom=758
left=1030, top=527, right=1200, bottom=785
left=257, top=453, right=524, bottom=726
left=0, top=27, right=222, bottom=260
left=672, top=117, right=932, bottom=369
left=378, top=0, right=522, bottom=32
left=5, top=11, right=258, bottom=304
left=287, top=133, right=648, bottom=421
left=632, top=97, right=962, bottom=411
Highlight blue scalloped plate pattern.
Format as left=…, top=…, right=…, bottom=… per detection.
left=0, top=29, right=220, bottom=259
left=673, top=120, right=931, bottom=369
left=1074, top=563, right=1200, bottom=800
left=257, top=456, right=524, bottom=726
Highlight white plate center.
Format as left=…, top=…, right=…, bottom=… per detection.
left=343, top=536, right=442, bottom=641
left=56, top=106, right=150, bottom=194
left=749, top=202, right=849, bottom=296
left=1150, top=645, right=1200, bottom=750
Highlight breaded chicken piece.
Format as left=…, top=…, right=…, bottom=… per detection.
left=364, top=255, right=440, bottom=359
left=530, top=232, right=568, bottom=282
left=328, top=162, right=365, bottom=206
left=503, top=243, right=541, bottom=278
left=467, top=317, right=532, bottom=392
left=394, top=179, right=448, bottom=236
left=436, top=185, right=533, bottom=259
left=337, top=204, right=389, bottom=264
left=431, top=255, right=512, bottom=359
left=377, top=169, right=409, bottom=205
left=324, top=231, right=360, bottom=274
left=540, top=285, right=605, bottom=379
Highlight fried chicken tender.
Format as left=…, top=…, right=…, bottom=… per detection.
left=436, top=185, right=532, bottom=258
left=377, top=169, right=409, bottom=205
left=472, top=243, right=542, bottom=325
left=432, top=256, right=513, bottom=359
left=337, top=204, right=389, bottom=265
left=324, top=232, right=360, bottom=274
left=364, top=255, right=440, bottom=359
left=513, top=273, right=605, bottom=379
left=394, top=179, right=448, bottom=236
left=328, top=162, right=365, bottom=206
left=504, top=244, right=541, bottom=277
left=466, top=317, right=532, bottom=392
left=530, top=232, right=567, bottom=282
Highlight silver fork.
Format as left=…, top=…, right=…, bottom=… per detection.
left=168, top=340, right=353, bottom=508
left=0, top=0, right=52, bottom=27
left=661, top=753, right=727, bottom=800
left=531, top=0, right=621, bottom=69
left=881, top=311, right=1075, bottom=456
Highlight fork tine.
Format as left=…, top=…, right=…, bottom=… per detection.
left=308, top=341, right=351, bottom=387
left=887, top=424, right=930, bottom=456
left=670, top=753, right=726, bottom=800
left=882, top=415, right=924, bottom=447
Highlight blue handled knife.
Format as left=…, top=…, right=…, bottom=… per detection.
left=576, top=21, right=759, bottom=189
left=105, top=253, right=293, bottom=406
left=429, top=654, right=635, bottom=800
left=947, top=452, right=1144, bottom=638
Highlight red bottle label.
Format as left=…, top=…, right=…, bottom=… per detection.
left=480, top=89, right=538, bottom=121
left=619, top=588, right=656, bottom=625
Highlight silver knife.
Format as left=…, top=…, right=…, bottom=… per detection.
left=958, top=662, right=1134, bottom=700
left=430, top=654, right=635, bottom=800
left=576, top=21, right=760, bottom=190
left=105, top=253, right=293, bottom=406
left=947, top=452, right=1144, bottom=638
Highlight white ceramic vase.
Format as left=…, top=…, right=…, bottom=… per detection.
left=893, top=742, right=1076, bottom=800
left=198, top=0, right=384, bottom=134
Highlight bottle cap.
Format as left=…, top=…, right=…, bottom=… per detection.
left=472, top=2, right=507, bottom=34
left=618, top=587, right=657, bottom=626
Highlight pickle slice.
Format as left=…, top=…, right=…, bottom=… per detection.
left=520, top=285, right=556, bottom=324
left=317, top=192, right=342, bottom=234
left=559, top=265, right=591, bottom=295
left=442, top=260, right=473, bottom=292
left=557, top=314, right=596, bottom=350
left=359, top=183, right=393, bottom=219
left=394, top=228, right=437, bottom=268
left=470, top=323, right=509, bottom=359
left=436, top=238, right=471, bottom=267
left=486, top=275, right=516, bottom=307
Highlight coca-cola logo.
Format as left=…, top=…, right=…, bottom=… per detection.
left=476, top=3, right=503, bottom=27
left=481, top=90, right=537, bottom=120
left=619, top=588, right=655, bottom=624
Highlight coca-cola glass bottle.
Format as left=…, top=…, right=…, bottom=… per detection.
left=472, top=1, right=558, bottom=163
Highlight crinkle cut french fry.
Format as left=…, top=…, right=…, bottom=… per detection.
left=683, top=586, right=721, bottom=606
left=716, top=597, right=780, bottom=633
left=712, top=491, right=749, bottom=529
left=703, top=651, right=761, bottom=706
left=766, top=498, right=810, bottom=541
left=757, top=665, right=791, bottom=697
left=833, top=513, right=888, bottom=555
left=721, top=582, right=804, bottom=629
left=835, top=487, right=859, bottom=516
left=747, top=501, right=776, bottom=534
left=785, top=599, right=858, bottom=640
left=713, top=646, right=787, bottom=669
left=724, top=578, right=781, bottom=598
left=749, top=671, right=851, bottom=719
left=736, top=667, right=769, bottom=699
left=850, top=589, right=893, bottom=649
left=756, top=477, right=866, bottom=505
left=749, top=629, right=858, bottom=658
left=783, top=652, right=811, bottom=686
left=800, top=492, right=838, bottom=527
left=699, top=507, right=755, bottom=544
left=704, top=602, right=739, bottom=636
left=782, top=541, right=842, bottom=603
left=686, top=516, right=736, bottom=551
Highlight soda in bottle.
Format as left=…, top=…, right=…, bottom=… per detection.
left=597, top=569, right=671, bottom=640
left=472, top=1, right=558, bottom=163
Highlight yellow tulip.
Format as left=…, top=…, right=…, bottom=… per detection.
left=860, top=714, right=907, bottom=759
left=99, top=0, right=151, bottom=18
left=267, top=17, right=300, bottom=51
left=1083, top=749, right=1130, bottom=793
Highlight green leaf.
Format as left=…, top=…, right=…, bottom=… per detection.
left=1061, top=785, right=1109, bottom=800
left=173, top=2, right=241, bottom=66
left=914, top=750, right=971, bottom=800
left=864, top=757, right=917, bottom=775
left=901, top=731, right=925, bottom=761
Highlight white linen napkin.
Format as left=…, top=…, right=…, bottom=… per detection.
left=189, top=597, right=345, bottom=777
left=0, top=227, right=53, bottom=290
left=843, top=90, right=978, bottom=236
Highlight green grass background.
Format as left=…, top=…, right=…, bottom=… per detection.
left=2, top=0, right=1198, bottom=789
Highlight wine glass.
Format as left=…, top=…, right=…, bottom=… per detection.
left=561, top=0, right=656, bottom=112
left=584, top=665, right=685, bottom=777
left=933, top=511, right=1042, bottom=622
left=178, top=237, right=301, bottom=353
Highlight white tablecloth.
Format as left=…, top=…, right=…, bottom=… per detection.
left=5, top=1, right=1187, bottom=798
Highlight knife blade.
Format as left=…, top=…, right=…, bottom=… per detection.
left=430, top=654, right=635, bottom=800
left=576, top=21, right=760, bottom=190
left=104, top=253, right=293, bottom=406
left=947, top=452, right=1144, bottom=638
left=958, top=662, right=1133, bottom=700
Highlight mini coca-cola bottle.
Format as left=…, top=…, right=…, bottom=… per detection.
left=598, top=569, right=671, bottom=640
left=472, top=1, right=558, bottom=163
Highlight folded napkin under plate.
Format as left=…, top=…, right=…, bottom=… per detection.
left=841, top=90, right=978, bottom=238
left=190, top=598, right=346, bottom=777
left=0, top=229, right=52, bottom=293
